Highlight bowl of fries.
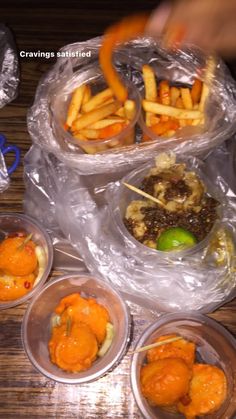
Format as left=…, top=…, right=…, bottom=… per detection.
left=51, top=67, right=141, bottom=155
left=130, top=313, right=236, bottom=419
left=139, top=63, right=209, bottom=144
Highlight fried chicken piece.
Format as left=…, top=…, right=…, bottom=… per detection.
left=141, top=358, right=192, bottom=406
left=147, top=334, right=196, bottom=368
left=177, top=363, right=227, bottom=418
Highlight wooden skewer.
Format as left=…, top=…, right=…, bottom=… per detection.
left=17, top=233, right=33, bottom=251
left=123, top=182, right=166, bottom=208
left=130, top=336, right=182, bottom=355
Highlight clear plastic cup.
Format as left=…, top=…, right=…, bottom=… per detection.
left=0, top=213, right=53, bottom=310
left=109, top=156, right=223, bottom=259
left=22, top=274, right=130, bottom=384
left=131, top=313, right=236, bottom=419
left=51, top=66, right=141, bottom=154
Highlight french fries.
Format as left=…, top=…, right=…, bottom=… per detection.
left=64, top=81, right=137, bottom=154
left=181, top=88, right=193, bottom=110
left=142, top=100, right=202, bottom=120
left=170, top=87, right=180, bottom=106
left=66, top=84, right=86, bottom=127
left=141, top=64, right=205, bottom=142
left=71, top=101, right=121, bottom=131
left=99, top=13, right=149, bottom=102
left=191, top=79, right=202, bottom=105
left=82, top=88, right=113, bottom=113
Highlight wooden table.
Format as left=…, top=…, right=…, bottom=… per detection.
left=0, top=2, right=236, bottom=417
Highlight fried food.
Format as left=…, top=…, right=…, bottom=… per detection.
left=55, top=293, right=110, bottom=344
left=178, top=364, right=227, bottom=418
left=49, top=322, right=98, bottom=373
left=142, top=100, right=202, bottom=120
left=64, top=79, right=136, bottom=153
left=124, top=153, right=218, bottom=250
left=99, top=13, right=148, bottom=102
left=147, top=334, right=196, bottom=367
left=71, top=100, right=121, bottom=131
left=140, top=63, right=205, bottom=141
left=0, top=233, right=46, bottom=301
left=66, top=84, right=86, bottom=127
left=140, top=358, right=192, bottom=406
left=49, top=292, right=114, bottom=373
left=0, top=236, right=38, bottom=276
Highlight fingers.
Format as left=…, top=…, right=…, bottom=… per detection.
left=145, top=0, right=236, bottom=57
left=145, top=1, right=172, bottom=36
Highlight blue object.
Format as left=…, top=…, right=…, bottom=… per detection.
left=0, top=134, right=20, bottom=175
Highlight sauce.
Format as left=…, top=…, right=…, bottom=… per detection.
left=49, top=293, right=113, bottom=373
left=0, top=233, right=40, bottom=301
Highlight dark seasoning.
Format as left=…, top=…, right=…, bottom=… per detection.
left=124, top=173, right=219, bottom=245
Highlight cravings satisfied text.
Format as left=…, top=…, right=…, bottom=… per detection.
left=19, top=50, right=92, bottom=59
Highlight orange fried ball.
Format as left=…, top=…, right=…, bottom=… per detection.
left=140, top=358, right=192, bottom=406
left=0, top=236, right=38, bottom=276
left=147, top=334, right=196, bottom=368
left=177, top=363, right=227, bottom=418
left=49, top=322, right=98, bottom=372
left=55, top=293, right=110, bottom=344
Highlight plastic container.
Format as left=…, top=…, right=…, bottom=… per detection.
left=109, top=156, right=223, bottom=259
left=131, top=313, right=236, bottom=419
left=0, top=213, right=53, bottom=310
left=51, top=66, right=141, bottom=154
left=22, top=274, right=130, bottom=384
left=138, top=82, right=207, bottom=147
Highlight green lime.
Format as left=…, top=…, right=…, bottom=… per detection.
left=157, top=227, right=197, bottom=252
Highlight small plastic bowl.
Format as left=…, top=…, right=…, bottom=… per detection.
left=109, top=156, right=223, bottom=259
left=131, top=313, right=236, bottom=419
left=22, top=274, right=130, bottom=384
left=0, top=213, right=53, bottom=310
left=51, top=66, right=141, bottom=154
left=138, top=85, right=205, bottom=147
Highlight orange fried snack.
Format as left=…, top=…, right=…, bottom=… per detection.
left=99, top=13, right=149, bottom=102
left=177, top=364, right=227, bottom=418
left=0, top=273, right=35, bottom=301
left=49, top=322, right=98, bottom=373
left=140, top=358, right=192, bottom=406
left=0, top=236, right=38, bottom=276
left=147, top=334, right=196, bottom=368
left=55, top=293, right=110, bottom=344
left=49, top=293, right=112, bottom=372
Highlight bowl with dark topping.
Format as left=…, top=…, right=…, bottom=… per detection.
left=0, top=213, right=53, bottom=310
left=110, top=153, right=222, bottom=256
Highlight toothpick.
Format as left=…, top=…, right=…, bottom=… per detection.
left=17, top=233, right=33, bottom=251
left=130, top=336, right=182, bottom=355
left=123, top=182, right=166, bottom=208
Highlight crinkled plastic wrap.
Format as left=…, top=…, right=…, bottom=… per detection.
left=27, top=37, right=236, bottom=175
left=0, top=149, right=9, bottom=192
left=0, top=24, right=19, bottom=108
left=24, top=141, right=236, bottom=312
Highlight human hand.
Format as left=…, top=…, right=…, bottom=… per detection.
left=146, top=0, right=236, bottom=57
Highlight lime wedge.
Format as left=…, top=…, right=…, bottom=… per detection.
left=157, top=227, right=197, bottom=252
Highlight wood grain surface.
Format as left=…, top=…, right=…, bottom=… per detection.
left=0, top=2, right=236, bottom=418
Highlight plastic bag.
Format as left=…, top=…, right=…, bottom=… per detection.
left=0, top=24, right=19, bottom=108
left=24, top=140, right=236, bottom=313
left=27, top=36, right=236, bottom=175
